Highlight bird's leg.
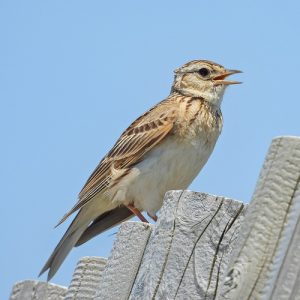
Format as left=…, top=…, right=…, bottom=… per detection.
left=147, top=212, right=158, bottom=222
left=126, top=204, right=149, bottom=223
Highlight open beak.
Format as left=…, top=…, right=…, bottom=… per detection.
left=213, top=69, right=242, bottom=86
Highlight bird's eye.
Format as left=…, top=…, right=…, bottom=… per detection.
left=198, top=68, right=210, bottom=77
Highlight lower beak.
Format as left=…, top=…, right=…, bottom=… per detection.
left=213, top=69, right=242, bottom=85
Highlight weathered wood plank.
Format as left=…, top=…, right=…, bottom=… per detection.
left=220, top=136, right=300, bottom=300
left=129, top=190, right=246, bottom=300
left=64, top=256, right=107, bottom=300
left=94, top=221, right=152, bottom=300
left=10, top=280, right=67, bottom=300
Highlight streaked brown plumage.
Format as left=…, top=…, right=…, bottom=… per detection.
left=40, top=60, right=241, bottom=280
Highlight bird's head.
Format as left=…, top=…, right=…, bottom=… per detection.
left=172, top=60, right=242, bottom=106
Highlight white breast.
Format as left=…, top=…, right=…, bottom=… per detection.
left=123, top=133, right=219, bottom=216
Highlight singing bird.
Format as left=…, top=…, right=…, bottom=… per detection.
left=40, top=60, right=241, bottom=280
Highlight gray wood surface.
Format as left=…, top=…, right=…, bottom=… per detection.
left=9, top=280, right=67, bottom=300
left=64, top=256, right=107, bottom=300
left=129, top=190, right=246, bottom=300
left=220, top=136, right=300, bottom=300
left=95, top=221, right=152, bottom=300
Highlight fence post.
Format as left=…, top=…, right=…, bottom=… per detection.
left=94, top=222, right=152, bottom=299
left=219, top=136, right=300, bottom=300
left=64, top=256, right=107, bottom=299
left=10, top=280, right=67, bottom=300
left=129, top=190, right=246, bottom=300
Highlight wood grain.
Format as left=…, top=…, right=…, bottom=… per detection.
left=10, top=280, right=67, bottom=300
left=95, top=221, right=152, bottom=300
left=220, top=136, right=300, bottom=300
left=129, top=190, right=246, bottom=300
left=64, top=256, right=107, bottom=299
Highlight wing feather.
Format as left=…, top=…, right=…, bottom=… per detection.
left=56, top=98, right=178, bottom=225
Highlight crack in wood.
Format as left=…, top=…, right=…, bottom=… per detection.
left=214, top=212, right=244, bottom=300
left=225, top=204, right=245, bottom=235
left=206, top=203, right=244, bottom=300
left=128, top=226, right=152, bottom=298
left=247, top=245, right=270, bottom=300
left=152, top=190, right=185, bottom=300
left=205, top=217, right=231, bottom=300
left=174, top=197, right=224, bottom=299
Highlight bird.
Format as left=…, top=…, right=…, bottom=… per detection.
left=40, top=59, right=241, bottom=280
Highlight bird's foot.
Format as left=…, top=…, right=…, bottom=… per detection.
left=126, top=204, right=149, bottom=223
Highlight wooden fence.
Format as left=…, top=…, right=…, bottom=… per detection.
left=9, top=136, right=300, bottom=299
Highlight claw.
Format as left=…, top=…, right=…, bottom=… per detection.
left=147, top=212, right=158, bottom=222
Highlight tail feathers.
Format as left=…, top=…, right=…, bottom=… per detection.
left=40, top=199, right=114, bottom=280
left=39, top=213, right=89, bottom=281
left=76, top=205, right=133, bottom=246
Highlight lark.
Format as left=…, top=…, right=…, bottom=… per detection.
left=40, top=60, right=241, bottom=280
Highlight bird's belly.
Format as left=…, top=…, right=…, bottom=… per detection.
left=125, top=135, right=217, bottom=215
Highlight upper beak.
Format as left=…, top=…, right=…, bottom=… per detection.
left=213, top=69, right=242, bottom=85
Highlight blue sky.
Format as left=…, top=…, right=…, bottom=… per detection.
left=1, top=0, right=300, bottom=298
